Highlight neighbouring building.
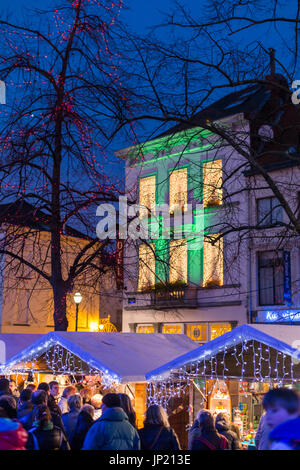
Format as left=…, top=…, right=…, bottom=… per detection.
left=118, top=72, right=300, bottom=342
left=0, top=200, right=122, bottom=333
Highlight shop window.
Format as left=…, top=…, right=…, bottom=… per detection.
left=257, top=197, right=283, bottom=227
left=139, top=175, right=156, bottom=218
left=203, top=235, right=223, bottom=287
left=162, top=324, right=183, bottom=334
left=137, top=324, right=155, bottom=333
left=186, top=324, right=207, bottom=342
left=203, top=160, right=222, bottom=207
left=169, top=168, right=188, bottom=213
left=138, top=244, right=155, bottom=291
left=169, top=239, right=188, bottom=284
left=210, top=323, right=232, bottom=340
left=258, top=251, right=284, bottom=306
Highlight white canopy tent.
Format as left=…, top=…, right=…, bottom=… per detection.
left=1, top=331, right=197, bottom=384
left=0, top=333, right=42, bottom=365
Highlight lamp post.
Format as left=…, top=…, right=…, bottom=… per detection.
left=73, top=292, right=82, bottom=332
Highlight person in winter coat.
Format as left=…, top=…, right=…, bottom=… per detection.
left=58, top=386, right=76, bottom=415
left=269, top=416, right=300, bottom=450
left=26, top=405, right=70, bottom=451
left=17, top=389, right=33, bottom=419
left=0, top=378, right=17, bottom=405
left=82, top=393, right=140, bottom=450
left=118, top=393, right=137, bottom=428
left=255, top=413, right=271, bottom=450
left=62, top=394, right=82, bottom=442
left=215, top=413, right=240, bottom=450
left=20, top=390, right=66, bottom=434
left=0, top=406, right=27, bottom=450
left=70, top=404, right=94, bottom=450
left=189, top=410, right=229, bottom=450
left=139, top=404, right=181, bottom=451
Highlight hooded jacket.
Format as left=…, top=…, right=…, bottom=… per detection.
left=0, top=418, right=28, bottom=450
left=215, top=419, right=240, bottom=450
left=82, top=407, right=140, bottom=450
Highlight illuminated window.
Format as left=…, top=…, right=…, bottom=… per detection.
left=137, top=324, right=155, bottom=333
left=139, top=175, right=156, bottom=218
left=169, top=239, right=187, bottom=283
left=186, top=324, right=207, bottom=342
left=162, top=324, right=183, bottom=334
left=203, top=235, right=223, bottom=287
left=203, top=160, right=222, bottom=207
left=210, top=323, right=232, bottom=340
left=138, top=244, right=155, bottom=291
left=169, top=168, right=188, bottom=213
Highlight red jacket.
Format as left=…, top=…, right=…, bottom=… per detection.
left=0, top=418, right=28, bottom=450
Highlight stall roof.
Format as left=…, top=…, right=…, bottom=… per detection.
left=0, top=334, right=42, bottom=365
left=249, top=324, right=300, bottom=348
left=146, top=324, right=300, bottom=381
left=2, top=332, right=197, bottom=383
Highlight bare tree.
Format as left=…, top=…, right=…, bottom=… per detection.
left=0, top=0, right=133, bottom=330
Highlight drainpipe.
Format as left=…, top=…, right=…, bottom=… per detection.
left=247, top=178, right=252, bottom=325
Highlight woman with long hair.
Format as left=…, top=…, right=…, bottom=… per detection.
left=138, top=404, right=180, bottom=451
left=118, top=393, right=137, bottom=428
left=189, top=410, right=229, bottom=450
left=26, top=404, right=70, bottom=450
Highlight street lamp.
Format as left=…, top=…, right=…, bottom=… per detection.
left=73, top=292, right=82, bottom=332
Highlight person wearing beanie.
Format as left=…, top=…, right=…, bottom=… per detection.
left=269, top=416, right=300, bottom=450
left=82, top=393, right=140, bottom=450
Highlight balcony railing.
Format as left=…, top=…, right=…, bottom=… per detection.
left=150, top=287, right=198, bottom=308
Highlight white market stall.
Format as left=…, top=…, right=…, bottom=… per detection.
left=146, top=325, right=300, bottom=445
left=1, top=331, right=197, bottom=430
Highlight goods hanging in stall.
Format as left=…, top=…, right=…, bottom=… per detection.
left=146, top=325, right=300, bottom=448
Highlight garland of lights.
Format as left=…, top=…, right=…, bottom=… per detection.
left=1, top=340, right=120, bottom=389
left=147, top=339, right=299, bottom=408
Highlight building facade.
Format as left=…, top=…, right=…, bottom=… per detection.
left=120, top=75, right=300, bottom=342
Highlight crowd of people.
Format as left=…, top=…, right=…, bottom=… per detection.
left=0, top=377, right=299, bottom=450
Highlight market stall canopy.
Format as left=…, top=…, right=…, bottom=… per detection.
left=250, top=324, right=300, bottom=348
left=0, top=334, right=42, bottom=365
left=146, top=325, right=300, bottom=382
left=1, top=332, right=197, bottom=383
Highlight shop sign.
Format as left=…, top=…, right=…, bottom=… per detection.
left=257, top=309, right=300, bottom=323
left=283, top=250, right=292, bottom=306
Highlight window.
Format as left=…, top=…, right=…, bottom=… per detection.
left=257, top=197, right=283, bottom=226
left=138, top=244, right=155, bottom=291
left=203, top=235, right=223, bottom=287
left=186, top=324, right=207, bottom=342
left=210, top=323, right=232, bottom=340
left=169, top=168, right=188, bottom=213
left=162, top=324, right=183, bottom=334
left=137, top=324, right=155, bottom=333
left=169, top=239, right=188, bottom=283
left=139, top=176, right=156, bottom=218
left=258, top=251, right=284, bottom=306
left=203, top=160, right=222, bottom=207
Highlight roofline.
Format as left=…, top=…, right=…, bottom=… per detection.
left=146, top=324, right=299, bottom=381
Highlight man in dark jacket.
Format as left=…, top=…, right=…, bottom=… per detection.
left=215, top=413, right=240, bottom=450
left=17, top=389, right=33, bottom=419
left=82, top=393, right=140, bottom=450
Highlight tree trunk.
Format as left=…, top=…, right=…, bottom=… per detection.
left=53, top=280, right=69, bottom=331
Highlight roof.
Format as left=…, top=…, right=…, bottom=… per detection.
left=0, top=200, right=90, bottom=241
left=0, top=333, right=42, bottom=364
left=2, top=332, right=197, bottom=383
left=157, top=83, right=269, bottom=139
left=146, top=324, right=300, bottom=381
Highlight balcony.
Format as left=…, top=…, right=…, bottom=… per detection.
left=150, top=286, right=198, bottom=308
